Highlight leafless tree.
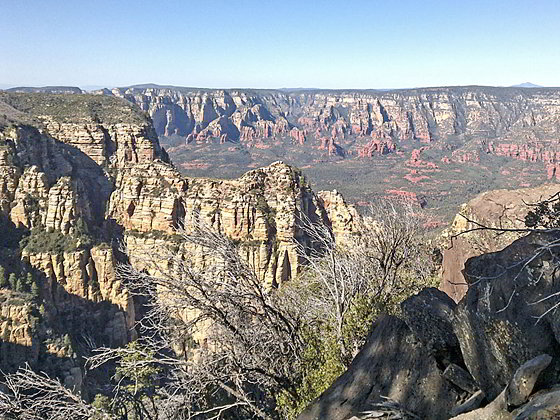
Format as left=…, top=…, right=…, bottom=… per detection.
left=0, top=364, right=113, bottom=420
left=296, top=200, right=433, bottom=360
left=0, top=201, right=433, bottom=420
left=86, top=216, right=309, bottom=420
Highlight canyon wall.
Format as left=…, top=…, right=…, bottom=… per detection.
left=101, top=86, right=560, bottom=160
left=0, top=92, right=359, bottom=383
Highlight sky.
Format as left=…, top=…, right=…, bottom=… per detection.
left=1, top=0, right=559, bottom=90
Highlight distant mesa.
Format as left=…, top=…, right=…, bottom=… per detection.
left=5, top=86, right=83, bottom=94
left=510, top=82, right=543, bottom=88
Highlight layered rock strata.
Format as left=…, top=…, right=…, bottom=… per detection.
left=100, top=86, right=560, bottom=160
left=0, top=92, right=359, bottom=374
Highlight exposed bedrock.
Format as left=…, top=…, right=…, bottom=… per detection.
left=300, top=231, right=560, bottom=419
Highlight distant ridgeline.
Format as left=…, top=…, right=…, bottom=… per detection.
left=82, top=84, right=560, bottom=219
left=0, top=91, right=358, bottom=393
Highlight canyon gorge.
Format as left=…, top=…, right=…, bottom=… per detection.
left=2, top=87, right=560, bottom=418
left=85, top=84, right=560, bottom=221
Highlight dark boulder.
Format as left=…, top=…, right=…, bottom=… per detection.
left=450, top=354, right=552, bottom=419
left=512, top=389, right=560, bottom=419
left=401, top=287, right=461, bottom=364
left=296, top=314, right=462, bottom=420
left=454, top=232, right=560, bottom=400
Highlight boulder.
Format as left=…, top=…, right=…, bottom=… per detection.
left=439, top=184, right=560, bottom=302
left=449, top=390, right=485, bottom=417
left=443, top=364, right=479, bottom=394
left=454, top=232, right=560, bottom=400
left=506, top=354, right=552, bottom=407
left=450, top=354, right=553, bottom=420
left=512, top=389, right=560, bottom=419
left=296, top=315, right=462, bottom=420
left=401, top=287, right=460, bottom=363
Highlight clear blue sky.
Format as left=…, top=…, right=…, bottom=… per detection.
left=1, top=0, right=559, bottom=89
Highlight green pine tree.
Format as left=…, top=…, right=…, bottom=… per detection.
left=25, top=272, right=34, bottom=290
left=8, top=273, right=17, bottom=289
left=0, top=266, right=6, bottom=288
left=31, top=280, right=40, bottom=299
left=39, top=304, right=46, bottom=317
left=15, top=277, right=24, bottom=293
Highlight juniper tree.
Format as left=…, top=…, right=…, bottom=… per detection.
left=0, top=266, right=6, bottom=288
left=31, top=280, right=40, bottom=299
left=15, top=277, right=24, bottom=293
left=25, top=272, right=34, bottom=291
left=8, top=273, right=17, bottom=290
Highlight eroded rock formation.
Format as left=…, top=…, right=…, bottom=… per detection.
left=440, top=184, right=560, bottom=301
left=0, top=92, right=359, bottom=386
left=98, top=86, right=560, bottom=162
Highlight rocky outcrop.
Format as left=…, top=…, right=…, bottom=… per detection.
left=41, top=118, right=162, bottom=167
left=440, top=184, right=560, bottom=302
left=22, top=245, right=133, bottom=339
left=110, top=160, right=358, bottom=286
left=0, top=290, right=38, bottom=366
left=0, top=93, right=168, bottom=384
left=455, top=232, right=560, bottom=400
left=450, top=354, right=553, bottom=420
left=317, top=190, right=360, bottom=240
left=297, top=311, right=463, bottom=420
left=300, top=230, right=560, bottom=419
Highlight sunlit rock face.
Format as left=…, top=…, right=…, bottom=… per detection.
left=440, top=184, right=560, bottom=302
left=110, top=160, right=359, bottom=287
left=0, top=92, right=360, bottom=370
left=107, top=86, right=560, bottom=157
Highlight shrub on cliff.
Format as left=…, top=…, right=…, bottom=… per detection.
left=275, top=202, right=437, bottom=416
left=20, top=223, right=93, bottom=254
left=0, top=266, right=6, bottom=288
left=525, top=191, right=560, bottom=228
left=8, top=273, right=16, bottom=289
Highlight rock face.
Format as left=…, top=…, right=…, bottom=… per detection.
left=94, top=85, right=560, bottom=223
left=400, top=288, right=460, bottom=361
left=440, top=184, right=560, bottom=302
left=0, top=290, right=39, bottom=367
left=102, top=86, right=560, bottom=152
left=0, top=92, right=360, bottom=386
left=297, top=313, right=463, bottom=420
left=300, top=231, right=560, bottom=419
left=109, top=160, right=350, bottom=286
left=455, top=232, right=560, bottom=400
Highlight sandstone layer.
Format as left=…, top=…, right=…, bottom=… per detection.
left=440, top=184, right=560, bottom=302
left=0, top=92, right=359, bottom=381
left=102, top=85, right=560, bottom=161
